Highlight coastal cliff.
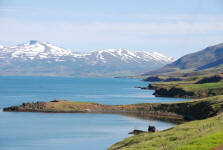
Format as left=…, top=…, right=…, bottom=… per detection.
left=141, top=74, right=223, bottom=98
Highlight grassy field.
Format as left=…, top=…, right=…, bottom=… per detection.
left=151, top=77, right=223, bottom=91
left=150, top=75, right=223, bottom=98
left=109, top=111, right=223, bottom=150
left=45, top=100, right=99, bottom=111
left=182, top=82, right=223, bottom=91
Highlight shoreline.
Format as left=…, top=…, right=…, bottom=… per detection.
left=3, top=100, right=184, bottom=122
left=4, top=95, right=223, bottom=121
left=108, top=94, right=223, bottom=150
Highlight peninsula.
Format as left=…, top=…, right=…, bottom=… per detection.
left=4, top=95, right=223, bottom=121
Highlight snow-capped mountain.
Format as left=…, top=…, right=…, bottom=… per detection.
left=0, top=40, right=175, bottom=76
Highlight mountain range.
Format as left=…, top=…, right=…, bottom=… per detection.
left=144, top=42, right=223, bottom=76
left=0, top=40, right=174, bottom=76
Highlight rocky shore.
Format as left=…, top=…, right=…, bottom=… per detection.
left=143, top=76, right=182, bottom=82
left=136, top=84, right=195, bottom=98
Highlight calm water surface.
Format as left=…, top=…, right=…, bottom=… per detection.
left=0, top=76, right=185, bottom=150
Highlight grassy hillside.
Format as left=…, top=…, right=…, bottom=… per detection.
left=144, top=42, right=223, bottom=76
left=149, top=75, right=223, bottom=98
left=109, top=112, right=223, bottom=150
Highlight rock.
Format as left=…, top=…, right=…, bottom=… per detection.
left=3, top=101, right=46, bottom=112
left=3, top=106, right=19, bottom=111
left=84, top=109, right=91, bottom=112
left=50, top=100, right=59, bottom=102
left=134, top=84, right=154, bottom=90
left=148, top=84, right=155, bottom=89
left=143, top=76, right=182, bottom=82
left=148, top=125, right=156, bottom=132
left=128, top=130, right=145, bottom=135
left=153, top=87, right=194, bottom=98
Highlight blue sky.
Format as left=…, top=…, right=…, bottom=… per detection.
left=0, top=0, right=223, bottom=58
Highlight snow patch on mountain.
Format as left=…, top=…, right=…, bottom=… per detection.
left=0, top=41, right=175, bottom=76
left=9, top=40, right=75, bottom=60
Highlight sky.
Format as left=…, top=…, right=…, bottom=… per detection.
left=0, top=0, right=223, bottom=58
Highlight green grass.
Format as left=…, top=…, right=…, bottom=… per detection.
left=182, top=82, right=223, bottom=91
left=109, top=112, right=223, bottom=150
left=151, top=80, right=223, bottom=91
left=150, top=76, right=223, bottom=98
left=46, top=100, right=99, bottom=111
left=177, top=131, right=223, bottom=150
left=108, top=95, right=223, bottom=150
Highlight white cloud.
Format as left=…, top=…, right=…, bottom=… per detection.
left=1, top=18, right=223, bottom=40
left=0, top=15, right=223, bottom=57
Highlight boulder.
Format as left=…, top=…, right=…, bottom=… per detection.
left=148, top=125, right=156, bottom=132
left=128, top=130, right=145, bottom=135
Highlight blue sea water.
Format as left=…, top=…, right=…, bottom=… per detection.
left=0, top=76, right=187, bottom=108
left=0, top=76, right=186, bottom=150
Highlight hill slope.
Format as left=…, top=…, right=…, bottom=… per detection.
left=0, top=40, right=174, bottom=76
left=144, top=42, right=223, bottom=76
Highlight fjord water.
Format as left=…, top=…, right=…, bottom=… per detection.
left=0, top=76, right=186, bottom=107
left=0, top=76, right=185, bottom=150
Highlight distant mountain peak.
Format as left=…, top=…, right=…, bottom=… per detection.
left=0, top=41, right=174, bottom=76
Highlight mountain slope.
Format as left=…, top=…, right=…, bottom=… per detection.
left=144, top=42, right=223, bottom=76
left=0, top=40, right=174, bottom=76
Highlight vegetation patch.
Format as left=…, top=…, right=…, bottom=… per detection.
left=108, top=112, right=223, bottom=150
left=148, top=74, right=223, bottom=98
left=4, top=95, right=223, bottom=121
